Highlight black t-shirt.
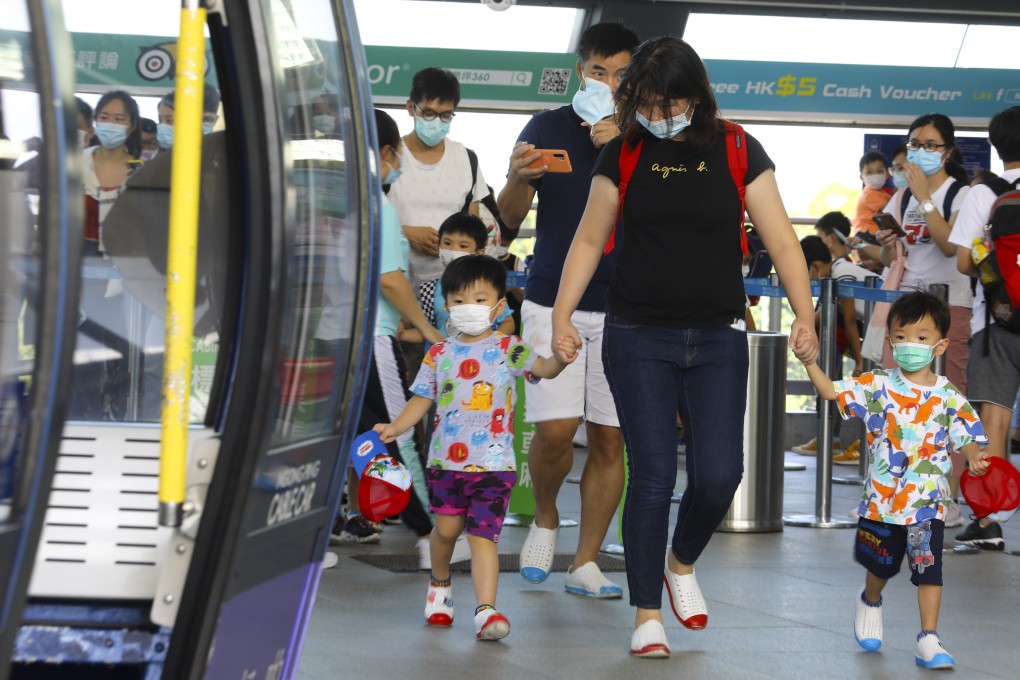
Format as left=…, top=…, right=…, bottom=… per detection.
left=594, top=125, right=774, bottom=328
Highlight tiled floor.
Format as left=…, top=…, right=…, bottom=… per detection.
left=299, top=449, right=1020, bottom=679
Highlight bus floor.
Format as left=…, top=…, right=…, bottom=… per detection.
left=299, top=449, right=1020, bottom=680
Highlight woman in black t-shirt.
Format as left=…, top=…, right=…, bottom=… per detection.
left=549, top=37, right=819, bottom=657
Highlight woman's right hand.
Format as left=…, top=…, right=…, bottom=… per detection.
left=403, top=225, right=439, bottom=257
left=551, top=316, right=581, bottom=364
left=875, top=228, right=899, bottom=249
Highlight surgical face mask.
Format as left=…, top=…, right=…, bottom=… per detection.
left=907, top=148, right=944, bottom=176
left=202, top=121, right=215, bottom=135
left=414, top=116, right=450, bottom=147
left=157, top=124, right=174, bottom=149
left=95, top=122, right=128, bottom=149
left=313, top=114, right=336, bottom=135
left=448, top=303, right=497, bottom=336
left=439, top=249, right=470, bottom=267
left=140, top=148, right=159, bottom=162
left=891, top=170, right=908, bottom=189
left=863, top=173, right=886, bottom=190
left=383, top=159, right=401, bottom=185
left=636, top=103, right=694, bottom=140
left=77, top=129, right=87, bottom=150
left=571, top=76, right=614, bottom=126
left=891, top=341, right=937, bottom=372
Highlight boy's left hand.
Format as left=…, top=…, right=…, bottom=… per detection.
left=966, top=450, right=990, bottom=476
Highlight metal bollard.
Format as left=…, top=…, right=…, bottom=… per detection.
left=929, top=283, right=949, bottom=377
left=719, top=332, right=787, bottom=532
left=768, top=273, right=782, bottom=332
left=785, top=278, right=856, bottom=528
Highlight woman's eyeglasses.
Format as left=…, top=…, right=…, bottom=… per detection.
left=905, top=140, right=946, bottom=152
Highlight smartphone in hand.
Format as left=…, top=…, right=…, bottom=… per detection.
left=872, top=212, right=906, bottom=238
left=526, top=149, right=572, bottom=173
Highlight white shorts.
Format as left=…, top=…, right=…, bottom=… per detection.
left=520, top=300, right=619, bottom=426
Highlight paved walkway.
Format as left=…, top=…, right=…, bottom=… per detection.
left=299, top=449, right=1020, bottom=679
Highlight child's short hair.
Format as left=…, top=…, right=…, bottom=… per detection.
left=438, top=213, right=488, bottom=251
left=815, top=211, right=852, bottom=239
left=859, top=150, right=888, bottom=172
left=800, top=235, right=832, bottom=267
left=887, top=290, right=950, bottom=338
left=441, top=254, right=506, bottom=300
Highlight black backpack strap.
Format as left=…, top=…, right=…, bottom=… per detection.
left=942, top=179, right=963, bottom=217
left=985, top=176, right=1014, bottom=197
left=900, top=188, right=912, bottom=224
left=462, top=148, right=478, bottom=213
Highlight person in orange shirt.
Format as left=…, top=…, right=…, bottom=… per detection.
left=854, top=150, right=894, bottom=234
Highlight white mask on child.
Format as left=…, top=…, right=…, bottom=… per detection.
left=863, top=173, right=887, bottom=190
left=439, top=249, right=470, bottom=267
left=449, top=303, right=497, bottom=336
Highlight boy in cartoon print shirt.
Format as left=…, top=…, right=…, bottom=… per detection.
left=374, top=255, right=573, bottom=643
left=797, top=290, right=988, bottom=669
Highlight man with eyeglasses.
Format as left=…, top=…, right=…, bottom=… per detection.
left=496, top=22, right=639, bottom=600
left=388, top=67, right=489, bottom=292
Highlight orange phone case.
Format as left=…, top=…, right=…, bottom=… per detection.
left=527, top=149, right=572, bottom=173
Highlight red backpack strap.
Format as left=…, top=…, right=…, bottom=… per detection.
left=604, top=138, right=643, bottom=255
left=722, top=120, right=749, bottom=255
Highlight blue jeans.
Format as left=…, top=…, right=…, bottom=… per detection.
left=603, top=315, right=748, bottom=609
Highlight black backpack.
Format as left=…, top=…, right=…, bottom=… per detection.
left=464, top=149, right=518, bottom=247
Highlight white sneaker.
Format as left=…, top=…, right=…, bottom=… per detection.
left=474, top=608, right=510, bottom=641
left=519, top=525, right=557, bottom=583
left=663, top=558, right=707, bottom=630
left=854, top=591, right=882, bottom=651
left=424, top=582, right=454, bottom=626
left=916, top=633, right=954, bottom=669
left=564, top=561, right=623, bottom=599
left=630, top=620, right=670, bottom=658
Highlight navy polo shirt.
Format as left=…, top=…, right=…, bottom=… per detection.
left=516, top=105, right=617, bottom=312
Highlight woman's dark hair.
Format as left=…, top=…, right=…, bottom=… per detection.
left=907, top=113, right=967, bottom=184
left=989, top=106, right=1020, bottom=164
left=409, top=67, right=460, bottom=107
left=76, top=96, right=93, bottom=123
left=890, top=142, right=908, bottom=163
left=94, top=90, right=141, bottom=159
left=577, top=22, right=639, bottom=62
left=887, top=289, right=950, bottom=338
left=615, top=37, right=719, bottom=152
left=438, top=213, right=488, bottom=251
left=441, top=254, right=507, bottom=300
left=374, top=108, right=400, bottom=151
left=971, top=168, right=998, bottom=185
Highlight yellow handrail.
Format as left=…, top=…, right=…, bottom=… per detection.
left=159, top=0, right=207, bottom=528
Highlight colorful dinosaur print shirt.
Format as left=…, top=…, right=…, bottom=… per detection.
left=833, top=368, right=987, bottom=525
left=411, top=333, right=537, bottom=472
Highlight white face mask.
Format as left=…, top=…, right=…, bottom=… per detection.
left=863, top=172, right=887, bottom=190
left=571, top=76, right=614, bottom=126
left=448, top=303, right=497, bottom=336
left=439, top=249, right=470, bottom=267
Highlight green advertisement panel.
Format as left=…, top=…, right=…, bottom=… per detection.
left=508, top=375, right=536, bottom=517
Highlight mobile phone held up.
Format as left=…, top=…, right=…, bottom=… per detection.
left=872, top=212, right=906, bottom=238
left=526, top=149, right=572, bottom=173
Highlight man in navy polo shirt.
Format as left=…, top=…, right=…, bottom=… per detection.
left=497, top=22, right=638, bottom=599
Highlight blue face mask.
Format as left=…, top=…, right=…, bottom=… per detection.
left=202, top=121, right=215, bottom=135
left=95, top=122, right=128, bottom=149
left=636, top=103, right=694, bottom=140
left=572, top=76, right=614, bottom=126
left=313, top=114, right=336, bottom=135
left=891, top=170, right=908, bottom=189
left=907, top=148, right=944, bottom=176
left=157, top=124, right=174, bottom=149
left=385, top=162, right=401, bottom=185
left=415, top=116, right=450, bottom=147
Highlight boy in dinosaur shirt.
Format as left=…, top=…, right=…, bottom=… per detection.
left=799, top=290, right=988, bottom=670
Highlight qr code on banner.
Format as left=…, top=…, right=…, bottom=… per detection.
left=538, top=68, right=571, bottom=95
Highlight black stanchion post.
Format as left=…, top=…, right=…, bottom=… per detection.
left=785, top=278, right=856, bottom=528
left=929, top=283, right=949, bottom=377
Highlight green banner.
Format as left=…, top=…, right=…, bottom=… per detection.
left=508, top=375, right=536, bottom=517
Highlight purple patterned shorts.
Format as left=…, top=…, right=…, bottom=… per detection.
left=426, top=469, right=517, bottom=543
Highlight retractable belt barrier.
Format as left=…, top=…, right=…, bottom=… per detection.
left=745, top=275, right=949, bottom=528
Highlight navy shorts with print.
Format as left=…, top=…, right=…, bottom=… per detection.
left=426, top=468, right=517, bottom=543
left=854, top=517, right=944, bottom=586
